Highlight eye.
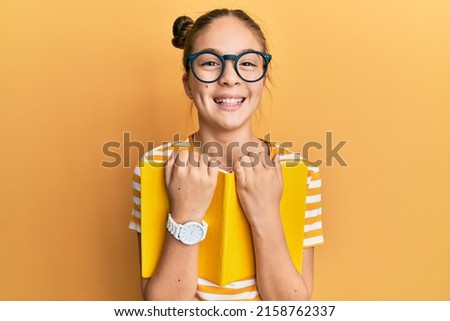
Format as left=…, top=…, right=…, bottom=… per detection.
left=239, top=60, right=260, bottom=71
left=195, top=53, right=222, bottom=70
left=238, top=53, right=263, bottom=70
left=201, top=60, right=220, bottom=67
left=240, top=61, right=257, bottom=67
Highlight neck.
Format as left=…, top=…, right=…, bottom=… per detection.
left=197, top=127, right=256, bottom=145
left=193, top=127, right=267, bottom=171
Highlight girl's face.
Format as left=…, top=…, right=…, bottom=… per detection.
left=183, top=16, right=266, bottom=134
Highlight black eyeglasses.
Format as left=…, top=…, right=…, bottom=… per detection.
left=186, top=50, right=272, bottom=83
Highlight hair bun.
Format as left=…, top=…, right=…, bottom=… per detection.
left=172, top=16, right=194, bottom=49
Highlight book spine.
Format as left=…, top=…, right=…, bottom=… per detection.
left=220, top=173, right=235, bottom=285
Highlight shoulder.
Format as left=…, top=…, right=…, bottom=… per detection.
left=142, top=138, right=191, bottom=163
left=133, top=137, right=191, bottom=176
left=269, top=143, right=321, bottom=177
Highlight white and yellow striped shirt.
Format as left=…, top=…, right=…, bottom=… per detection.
left=129, top=137, right=324, bottom=301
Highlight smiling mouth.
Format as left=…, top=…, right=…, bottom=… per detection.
left=213, top=97, right=245, bottom=106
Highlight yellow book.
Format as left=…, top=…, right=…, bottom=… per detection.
left=140, top=160, right=308, bottom=286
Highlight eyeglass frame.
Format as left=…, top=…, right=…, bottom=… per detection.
left=186, top=49, right=272, bottom=84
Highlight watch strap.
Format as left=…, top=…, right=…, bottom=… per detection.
left=166, top=213, right=208, bottom=243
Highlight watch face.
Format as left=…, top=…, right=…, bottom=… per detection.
left=179, top=223, right=204, bottom=245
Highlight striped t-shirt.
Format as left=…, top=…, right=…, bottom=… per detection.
left=129, top=136, right=324, bottom=301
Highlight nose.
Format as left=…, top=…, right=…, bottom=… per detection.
left=218, top=60, right=241, bottom=86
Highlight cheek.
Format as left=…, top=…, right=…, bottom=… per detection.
left=192, top=83, right=209, bottom=93
left=250, top=83, right=265, bottom=96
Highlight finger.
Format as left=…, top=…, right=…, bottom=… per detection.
left=239, top=155, right=255, bottom=169
left=258, top=151, right=273, bottom=168
left=208, top=157, right=222, bottom=171
left=199, top=152, right=208, bottom=169
left=175, top=149, right=189, bottom=168
left=272, top=153, right=281, bottom=170
left=164, top=151, right=176, bottom=186
left=273, top=153, right=283, bottom=182
left=245, top=152, right=259, bottom=168
left=199, top=153, right=211, bottom=174
left=272, top=152, right=280, bottom=165
left=240, top=155, right=255, bottom=181
left=188, top=150, right=200, bottom=168
left=233, top=157, right=246, bottom=185
left=207, top=156, right=219, bottom=179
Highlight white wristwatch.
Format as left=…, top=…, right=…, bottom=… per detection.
left=166, top=213, right=208, bottom=245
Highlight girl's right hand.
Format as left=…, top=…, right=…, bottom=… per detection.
left=165, top=150, right=218, bottom=222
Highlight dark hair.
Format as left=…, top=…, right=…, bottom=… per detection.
left=171, top=9, right=269, bottom=72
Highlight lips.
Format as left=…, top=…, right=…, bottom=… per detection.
left=213, top=97, right=245, bottom=106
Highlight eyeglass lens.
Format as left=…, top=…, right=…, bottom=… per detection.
left=191, top=52, right=266, bottom=82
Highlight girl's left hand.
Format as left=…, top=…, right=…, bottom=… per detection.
left=233, top=152, right=283, bottom=227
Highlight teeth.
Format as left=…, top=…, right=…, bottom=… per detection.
left=214, top=98, right=244, bottom=105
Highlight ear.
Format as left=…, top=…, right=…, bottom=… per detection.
left=182, top=73, right=193, bottom=99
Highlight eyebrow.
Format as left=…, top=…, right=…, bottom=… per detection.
left=200, top=48, right=259, bottom=55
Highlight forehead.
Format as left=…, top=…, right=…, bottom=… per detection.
left=192, top=16, right=263, bottom=53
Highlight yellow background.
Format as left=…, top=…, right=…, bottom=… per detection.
left=1, top=0, right=449, bottom=300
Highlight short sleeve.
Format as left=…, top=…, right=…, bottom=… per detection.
left=303, top=165, right=324, bottom=247
left=128, top=165, right=142, bottom=233
left=128, top=141, right=184, bottom=233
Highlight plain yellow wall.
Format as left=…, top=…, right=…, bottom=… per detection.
left=1, top=0, right=449, bottom=300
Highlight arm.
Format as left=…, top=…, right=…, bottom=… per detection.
left=234, top=153, right=314, bottom=300
left=140, top=150, right=218, bottom=300
left=139, top=232, right=200, bottom=300
left=250, top=220, right=314, bottom=300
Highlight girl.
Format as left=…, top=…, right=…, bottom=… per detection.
left=129, top=8, right=323, bottom=301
